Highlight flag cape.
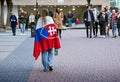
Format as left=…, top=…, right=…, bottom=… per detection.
left=33, top=23, right=61, bottom=60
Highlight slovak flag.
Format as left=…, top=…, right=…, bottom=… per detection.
left=33, top=23, right=61, bottom=60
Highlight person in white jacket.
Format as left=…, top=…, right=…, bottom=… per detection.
left=92, top=7, right=99, bottom=37
left=29, top=13, right=35, bottom=28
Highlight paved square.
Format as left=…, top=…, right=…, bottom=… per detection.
left=0, top=29, right=120, bottom=82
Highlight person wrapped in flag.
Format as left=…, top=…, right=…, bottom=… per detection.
left=33, top=8, right=61, bottom=72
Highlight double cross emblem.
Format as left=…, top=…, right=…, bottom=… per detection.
left=48, top=26, right=57, bottom=36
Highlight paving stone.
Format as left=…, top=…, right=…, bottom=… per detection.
left=1, top=29, right=120, bottom=82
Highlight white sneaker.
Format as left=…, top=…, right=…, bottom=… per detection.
left=20, top=33, right=22, bottom=35
left=101, top=35, right=105, bottom=38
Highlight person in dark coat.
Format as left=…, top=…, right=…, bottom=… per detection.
left=10, top=13, right=17, bottom=36
left=98, top=8, right=108, bottom=38
left=35, top=12, right=41, bottom=23
left=83, top=5, right=95, bottom=38
left=24, top=12, right=29, bottom=30
left=63, top=14, right=67, bottom=26
left=117, top=9, right=120, bottom=36
left=49, top=9, right=53, bottom=18
left=67, top=10, right=74, bottom=27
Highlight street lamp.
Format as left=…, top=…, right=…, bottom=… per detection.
left=87, top=0, right=91, bottom=6
left=36, top=0, right=38, bottom=14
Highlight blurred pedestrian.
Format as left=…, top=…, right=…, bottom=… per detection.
left=49, top=9, right=53, bottom=18
left=67, top=10, right=74, bottom=27
left=29, top=13, right=36, bottom=37
left=35, top=12, right=41, bottom=23
left=24, top=12, right=29, bottom=30
left=75, top=18, right=80, bottom=24
left=53, top=7, right=63, bottom=39
left=10, top=13, right=17, bottom=36
left=29, top=13, right=35, bottom=26
left=105, top=6, right=111, bottom=36
left=110, top=9, right=117, bottom=38
left=98, top=8, right=108, bottom=38
left=117, top=9, right=120, bottom=36
left=92, top=7, right=99, bottom=37
left=83, top=5, right=95, bottom=38
left=19, top=10, right=26, bottom=35
left=63, top=14, right=67, bottom=26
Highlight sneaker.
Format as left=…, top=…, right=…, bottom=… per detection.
left=94, top=35, right=97, bottom=38
left=112, top=35, right=117, bottom=38
left=13, top=33, right=16, bottom=36
left=49, top=66, right=53, bottom=71
left=20, top=33, right=22, bottom=35
left=43, top=69, right=49, bottom=72
left=90, top=36, right=92, bottom=38
left=103, top=36, right=106, bottom=38
left=101, top=35, right=105, bottom=38
left=23, top=34, right=25, bottom=35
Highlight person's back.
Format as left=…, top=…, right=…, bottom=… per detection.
left=33, top=8, right=61, bottom=72
left=36, top=16, right=54, bottom=29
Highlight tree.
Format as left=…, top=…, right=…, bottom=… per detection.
left=0, top=0, right=5, bottom=29
left=6, top=0, right=13, bottom=26
left=0, top=0, right=13, bottom=29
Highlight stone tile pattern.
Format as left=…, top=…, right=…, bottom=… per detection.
left=28, top=30, right=120, bottom=82
left=0, top=30, right=35, bottom=82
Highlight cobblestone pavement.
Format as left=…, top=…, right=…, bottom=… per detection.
left=0, top=30, right=31, bottom=62
left=28, top=29, right=120, bottom=82
left=0, top=29, right=120, bottom=82
left=0, top=29, right=35, bottom=82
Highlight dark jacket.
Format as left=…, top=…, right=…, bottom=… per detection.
left=98, top=12, right=108, bottom=22
left=10, top=15, right=17, bottom=27
left=67, top=13, right=73, bottom=18
left=116, top=14, right=120, bottom=25
left=83, top=10, right=95, bottom=22
left=19, top=14, right=26, bottom=24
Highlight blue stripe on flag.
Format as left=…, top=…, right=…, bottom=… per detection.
left=35, top=27, right=48, bottom=42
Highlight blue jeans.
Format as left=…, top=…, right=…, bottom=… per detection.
left=41, top=48, right=54, bottom=70
left=68, top=18, right=72, bottom=27
left=111, top=21, right=116, bottom=36
left=20, top=23, right=26, bottom=34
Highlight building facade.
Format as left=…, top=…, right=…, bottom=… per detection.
left=110, top=0, right=120, bottom=8
left=3, top=0, right=110, bottom=25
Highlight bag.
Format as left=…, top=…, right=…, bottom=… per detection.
left=15, top=21, right=18, bottom=25
left=54, top=49, right=58, bottom=56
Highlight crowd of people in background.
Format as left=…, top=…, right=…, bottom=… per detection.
left=10, top=6, right=120, bottom=39
left=10, top=9, right=41, bottom=36
left=83, top=5, right=120, bottom=38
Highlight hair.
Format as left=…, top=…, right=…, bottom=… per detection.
left=41, top=8, right=49, bottom=25
left=56, top=8, right=60, bottom=14
left=104, top=7, right=107, bottom=12
left=112, top=9, right=116, bottom=12
left=86, top=5, right=91, bottom=9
